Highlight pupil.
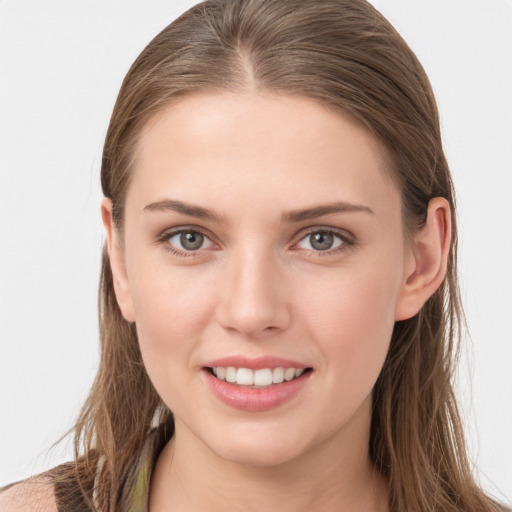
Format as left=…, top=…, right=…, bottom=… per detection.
left=180, top=232, right=203, bottom=250
left=311, top=232, right=333, bottom=251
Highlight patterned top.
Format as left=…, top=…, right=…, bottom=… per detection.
left=2, top=426, right=511, bottom=511
left=0, top=424, right=171, bottom=512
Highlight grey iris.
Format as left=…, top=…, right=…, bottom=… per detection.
left=310, top=232, right=334, bottom=251
left=181, top=231, right=204, bottom=250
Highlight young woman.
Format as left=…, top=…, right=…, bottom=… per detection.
left=1, top=0, right=509, bottom=511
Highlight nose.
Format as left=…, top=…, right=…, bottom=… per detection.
left=216, top=246, right=291, bottom=339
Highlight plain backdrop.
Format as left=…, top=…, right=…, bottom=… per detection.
left=1, top=0, right=511, bottom=503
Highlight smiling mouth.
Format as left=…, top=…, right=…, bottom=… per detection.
left=206, top=366, right=313, bottom=388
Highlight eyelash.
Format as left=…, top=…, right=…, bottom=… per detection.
left=156, top=226, right=355, bottom=258
left=156, top=227, right=215, bottom=258
left=294, top=228, right=354, bottom=257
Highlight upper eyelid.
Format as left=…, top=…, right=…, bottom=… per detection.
left=157, top=225, right=216, bottom=241
left=157, top=228, right=217, bottom=257
left=293, top=226, right=354, bottom=243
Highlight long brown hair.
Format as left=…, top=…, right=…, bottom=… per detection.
left=59, top=0, right=502, bottom=510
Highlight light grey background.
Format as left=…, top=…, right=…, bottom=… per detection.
left=1, top=0, right=511, bottom=503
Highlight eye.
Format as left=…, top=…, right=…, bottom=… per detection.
left=162, top=229, right=215, bottom=254
left=296, top=230, right=347, bottom=252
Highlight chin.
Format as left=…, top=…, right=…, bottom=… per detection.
left=205, top=419, right=327, bottom=469
left=214, top=439, right=304, bottom=468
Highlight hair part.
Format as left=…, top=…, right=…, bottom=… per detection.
left=58, top=1, right=502, bottom=510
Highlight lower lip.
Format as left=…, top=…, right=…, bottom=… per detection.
left=202, top=369, right=311, bottom=412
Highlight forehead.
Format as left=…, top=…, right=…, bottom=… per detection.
left=127, top=92, right=400, bottom=220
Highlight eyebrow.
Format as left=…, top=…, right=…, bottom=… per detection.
left=143, top=199, right=226, bottom=223
left=281, top=202, right=375, bottom=223
left=143, top=199, right=374, bottom=223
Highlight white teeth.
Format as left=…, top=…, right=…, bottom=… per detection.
left=211, top=366, right=307, bottom=386
left=284, top=368, right=296, bottom=381
left=236, top=368, right=254, bottom=386
left=225, top=366, right=237, bottom=383
left=254, top=368, right=273, bottom=386
left=272, top=367, right=285, bottom=384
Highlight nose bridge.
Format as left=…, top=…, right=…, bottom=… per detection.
left=217, top=242, right=289, bottom=337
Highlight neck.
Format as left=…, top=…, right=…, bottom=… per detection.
left=149, top=400, right=389, bottom=512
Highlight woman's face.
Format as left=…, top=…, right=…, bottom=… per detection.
left=108, top=92, right=416, bottom=467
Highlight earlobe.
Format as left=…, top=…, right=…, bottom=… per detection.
left=395, top=197, right=452, bottom=321
left=100, top=198, right=136, bottom=323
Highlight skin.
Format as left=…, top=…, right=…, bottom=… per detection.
left=100, top=92, right=451, bottom=512
left=0, top=478, right=57, bottom=512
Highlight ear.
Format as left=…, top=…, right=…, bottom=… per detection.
left=395, top=197, right=452, bottom=321
left=101, top=198, right=136, bottom=323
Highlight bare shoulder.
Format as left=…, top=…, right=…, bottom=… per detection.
left=0, top=477, right=58, bottom=512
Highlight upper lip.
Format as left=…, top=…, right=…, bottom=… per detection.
left=203, top=355, right=310, bottom=370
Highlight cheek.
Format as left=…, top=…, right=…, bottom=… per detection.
left=131, top=262, right=213, bottom=339
left=299, top=256, right=403, bottom=395
left=128, top=265, right=216, bottom=392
